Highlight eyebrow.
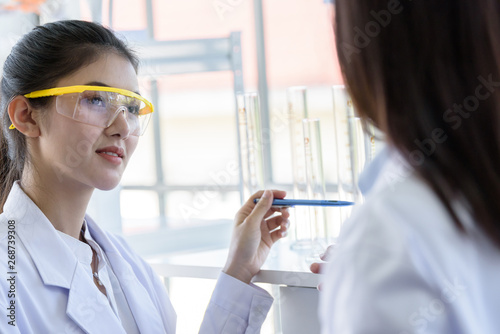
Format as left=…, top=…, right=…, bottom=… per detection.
left=85, top=81, right=141, bottom=96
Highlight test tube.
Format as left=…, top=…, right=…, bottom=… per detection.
left=287, top=86, right=312, bottom=250
left=287, top=86, right=309, bottom=198
left=363, top=122, right=386, bottom=170
left=346, top=104, right=365, bottom=203
left=332, top=85, right=360, bottom=226
left=236, top=92, right=265, bottom=201
left=333, top=86, right=385, bottom=209
left=303, top=119, right=330, bottom=249
left=236, top=93, right=252, bottom=201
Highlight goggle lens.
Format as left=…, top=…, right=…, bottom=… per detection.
left=56, top=90, right=152, bottom=136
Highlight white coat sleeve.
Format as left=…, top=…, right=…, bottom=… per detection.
left=199, top=272, right=273, bottom=334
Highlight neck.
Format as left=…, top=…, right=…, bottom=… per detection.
left=21, top=168, right=94, bottom=240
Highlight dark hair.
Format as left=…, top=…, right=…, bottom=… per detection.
left=0, top=20, right=139, bottom=212
left=335, top=1, right=500, bottom=246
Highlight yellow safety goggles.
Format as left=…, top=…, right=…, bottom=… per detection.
left=9, top=85, right=154, bottom=136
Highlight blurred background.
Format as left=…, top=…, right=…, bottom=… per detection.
left=0, top=0, right=342, bottom=332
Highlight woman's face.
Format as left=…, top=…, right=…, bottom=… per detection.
left=34, top=53, right=141, bottom=191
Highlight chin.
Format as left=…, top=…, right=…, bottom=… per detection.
left=96, top=184, right=120, bottom=191
left=93, top=177, right=122, bottom=191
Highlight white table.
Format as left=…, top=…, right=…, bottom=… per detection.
left=147, top=239, right=323, bottom=333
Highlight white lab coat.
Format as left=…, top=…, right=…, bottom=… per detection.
left=320, top=147, right=500, bottom=333
left=0, top=182, right=273, bottom=334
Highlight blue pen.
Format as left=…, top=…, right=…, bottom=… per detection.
left=253, top=198, right=355, bottom=207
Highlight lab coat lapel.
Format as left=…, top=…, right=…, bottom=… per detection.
left=4, top=182, right=76, bottom=289
left=66, top=264, right=126, bottom=334
left=5, top=182, right=126, bottom=333
left=86, top=218, right=170, bottom=334
left=105, top=251, right=168, bottom=333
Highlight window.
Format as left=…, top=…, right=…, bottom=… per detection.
left=85, top=0, right=345, bottom=255
left=1, top=1, right=342, bottom=333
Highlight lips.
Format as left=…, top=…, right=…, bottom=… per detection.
left=95, top=146, right=125, bottom=158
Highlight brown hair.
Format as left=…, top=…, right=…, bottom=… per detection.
left=335, top=1, right=500, bottom=245
left=0, top=20, right=139, bottom=212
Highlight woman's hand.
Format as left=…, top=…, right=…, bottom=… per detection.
left=223, top=189, right=290, bottom=284
left=309, top=244, right=335, bottom=290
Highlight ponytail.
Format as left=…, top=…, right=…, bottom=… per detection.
left=0, top=80, right=26, bottom=212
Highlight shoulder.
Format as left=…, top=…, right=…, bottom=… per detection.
left=86, top=219, right=160, bottom=284
left=320, top=174, right=464, bottom=332
left=340, top=171, right=461, bottom=255
left=97, top=227, right=150, bottom=270
left=329, top=170, right=479, bottom=295
left=105, top=231, right=156, bottom=273
left=102, top=229, right=135, bottom=255
left=320, top=150, right=500, bottom=332
left=97, top=228, right=177, bottom=323
left=85, top=215, right=137, bottom=256
left=343, top=146, right=479, bottom=257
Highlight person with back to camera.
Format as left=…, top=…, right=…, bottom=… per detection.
left=0, top=20, right=290, bottom=334
left=310, top=0, right=500, bottom=333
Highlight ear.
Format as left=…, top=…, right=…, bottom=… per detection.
left=7, top=96, right=41, bottom=138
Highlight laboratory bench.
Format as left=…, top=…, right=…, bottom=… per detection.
left=147, top=238, right=322, bottom=333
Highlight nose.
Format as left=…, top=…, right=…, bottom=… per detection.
left=106, top=107, right=131, bottom=138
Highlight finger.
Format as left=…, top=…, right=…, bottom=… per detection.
left=247, top=189, right=287, bottom=205
left=244, top=189, right=274, bottom=226
left=265, top=215, right=288, bottom=232
left=265, top=215, right=283, bottom=231
left=310, top=262, right=322, bottom=274
left=270, top=227, right=287, bottom=243
left=320, top=245, right=336, bottom=261
left=280, top=207, right=290, bottom=220
left=269, top=189, right=287, bottom=199
left=263, top=207, right=286, bottom=220
left=235, top=190, right=287, bottom=224
left=262, top=205, right=290, bottom=222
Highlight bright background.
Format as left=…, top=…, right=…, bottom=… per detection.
left=0, top=0, right=342, bottom=332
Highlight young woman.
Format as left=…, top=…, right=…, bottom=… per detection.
left=314, top=0, right=500, bottom=333
left=0, top=20, right=289, bottom=333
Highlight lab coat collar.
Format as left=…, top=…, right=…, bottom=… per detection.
left=66, top=267, right=127, bottom=333
left=4, top=182, right=127, bottom=333
left=4, top=181, right=82, bottom=288
left=358, top=146, right=414, bottom=197
left=85, top=215, right=170, bottom=334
